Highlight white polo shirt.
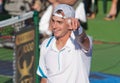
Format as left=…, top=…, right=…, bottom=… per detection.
left=37, top=32, right=92, bottom=83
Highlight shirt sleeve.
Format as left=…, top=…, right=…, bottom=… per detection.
left=36, top=40, right=48, bottom=78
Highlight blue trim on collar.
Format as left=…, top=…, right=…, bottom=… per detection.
left=46, top=36, right=54, bottom=48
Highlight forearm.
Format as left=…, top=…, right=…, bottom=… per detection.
left=75, top=26, right=90, bottom=51
left=68, top=18, right=90, bottom=51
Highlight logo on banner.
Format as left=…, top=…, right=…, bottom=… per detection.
left=15, top=27, right=35, bottom=83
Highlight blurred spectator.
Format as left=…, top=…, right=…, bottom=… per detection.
left=4, top=0, right=31, bottom=16
left=74, top=0, right=88, bottom=30
left=32, top=0, right=41, bottom=12
left=38, top=0, right=60, bottom=43
left=104, top=0, right=118, bottom=21
left=0, top=0, right=3, bottom=13
left=84, top=0, right=98, bottom=19
left=4, top=0, right=42, bottom=16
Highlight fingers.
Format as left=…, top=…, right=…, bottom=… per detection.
left=67, top=18, right=80, bottom=31
left=72, top=18, right=77, bottom=30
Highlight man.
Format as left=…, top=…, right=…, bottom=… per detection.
left=37, top=4, right=93, bottom=83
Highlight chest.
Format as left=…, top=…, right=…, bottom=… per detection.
left=44, top=47, right=79, bottom=75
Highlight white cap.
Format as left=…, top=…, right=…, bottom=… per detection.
left=53, top=4, right=75, bottom=18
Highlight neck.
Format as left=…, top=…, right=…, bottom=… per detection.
left=56, top=31, right=71, bottom=50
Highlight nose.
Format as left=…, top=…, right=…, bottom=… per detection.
left=52, top=22, right=57, bottom=29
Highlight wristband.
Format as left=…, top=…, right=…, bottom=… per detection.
left=78, top=26, right=83, bottom=35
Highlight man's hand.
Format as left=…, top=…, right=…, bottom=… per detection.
left=67, top=18, right=80, bottom=31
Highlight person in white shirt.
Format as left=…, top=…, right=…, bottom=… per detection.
left=37, top=4, right=93, bottom=83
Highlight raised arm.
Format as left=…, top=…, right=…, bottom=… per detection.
left=67, top=18, right=90, bottom=51
left=75, top=27, right=90, bottom=51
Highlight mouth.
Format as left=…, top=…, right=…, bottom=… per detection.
left=53, top=29, right=59, bottom=33
left=53, top=29, right=61, bottom=36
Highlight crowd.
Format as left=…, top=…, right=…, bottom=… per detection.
left=1, top=0, right=119, bottom=23
left=1, top=0, right=119, bottom=20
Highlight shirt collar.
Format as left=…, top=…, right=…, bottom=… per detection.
left=51, top=32, right=75, bottom=52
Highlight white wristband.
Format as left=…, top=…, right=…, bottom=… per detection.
left=78, top=26, right=83, bottom=35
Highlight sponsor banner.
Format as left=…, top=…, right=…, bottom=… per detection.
left=15, top=26, right=35, bottom=83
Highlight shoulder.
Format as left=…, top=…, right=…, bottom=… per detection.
left=40, top=36, right=54, bottom=48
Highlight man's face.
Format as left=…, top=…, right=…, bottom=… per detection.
left=50, top=15, right=70, bottom=39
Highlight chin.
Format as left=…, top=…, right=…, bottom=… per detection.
left=54, top=35, right=59, bottom=38
left=53, top=33, right=58, bottom=37
left=54, top=34, right=60, bottom=39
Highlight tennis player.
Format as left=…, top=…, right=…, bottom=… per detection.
left=37, top=4, right=93, bottom=83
